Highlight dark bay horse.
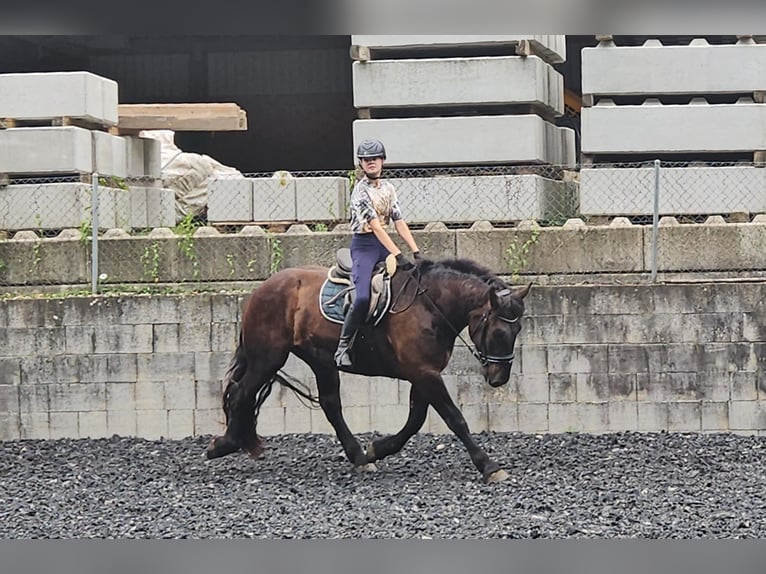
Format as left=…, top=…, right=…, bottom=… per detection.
left=206, top=257, right=530, bottom=483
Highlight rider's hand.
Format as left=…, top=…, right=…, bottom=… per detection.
left=395, top=253, right=415, bottom=271
left=413, top=251, right=423, bottom=261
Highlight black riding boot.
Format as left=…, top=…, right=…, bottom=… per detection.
left=334, top=306, right=362, bottom=368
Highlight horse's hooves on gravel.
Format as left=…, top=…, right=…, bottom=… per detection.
left=206, top=436, right=237, bottom=460
left=365, top=444, right=376, bottom=462
left=485, top=469, right=510, bottom=484
left=355, top=462, right=378, bottom=473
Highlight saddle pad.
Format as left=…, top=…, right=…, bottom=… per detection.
left=319, top=279, right=350, bottom=324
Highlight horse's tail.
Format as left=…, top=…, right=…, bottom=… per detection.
left=221, top=330, right=248, bottom=426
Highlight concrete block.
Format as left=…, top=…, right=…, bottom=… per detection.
left=549, top=402, right=608, bottom=433
left=637, top=372, right=698, bottom=402
left=582, top=102, right=766, bottom=155
left=577, top=373, right=636, bottom=402
left=580, top=166, right=766, bottom=216
left=650, top=221, right=766, bottom=273
left=517, top=373, right=549, bottom=403
left=107, top=410, right=137, bottom=436
left=0, top=413, right=21, bottom=440
left=164, top=379, right=196, bottom=410
left=608, top=401, right=638, bottom=431
left=92, top=131, right=127, bottom=178
left=95, top=325, right=153, bottom=355
left=351, top=35, right=566, bottom=64
left=207, top=178, right=253, bottom=223
left=19, top=412, right=50, bottom=439
left=105, top=382, right=136, bottom=411
left=50, top=411, right=79, bottom=439
left=78, top=410, right=108, bottom=438
left=257, top=406, right=284, bottom=436
left=136, top=409, right=168, bottom=439
left=135, top=380, right=165, bottom=410
left=637, top=402, right=669, bottom=431
left=284, top=406, right=312, bottom=434
left=353, top=115, right=575, bottom=166
left=582, top=43, right=766, bottom=97
left=729, top=400, right=766, bottom=430
left=194, top=352, right=231, bottom=384
left=393, top=174, right=576, bottom=224
left=0, top=71, right=118, bottom=124
left=549, top=373, right=576, bottom=402
left=295, top=177, right=348, bottom=221
left=353, top=56, right=564, bottom=117
left=0, top=183, right=130, bottom=230
left=668, top=401, right=701, bottom=431
left=488, top=402, right=519, bottom=432
left=731, top=371, right=758, bottom=401
left=310, top=406, right=336, bottom=435
left=518, top=402, right=548, bottom=432
left=128, top=187, right=175, bottom=229
left=125, top=136, right=161, bottom=178
left=251, top=178, right=296, bottom=221
left=370, top=404, right=410, bottom=433
left=277, top=228, right=351, bottom=269
left=168, top=409, right=195, bottom=438
left=0, top=127, right=83, bottom=174
left=701, top=401, right=729, bottom=431
left=455, top=226, right=644, bottom=275
left=194, top=408, right=225, bottom=436
left=49, top=382, right=106, bottom=412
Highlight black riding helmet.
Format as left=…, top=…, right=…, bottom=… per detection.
left=356, top=139, right=386, bottom=160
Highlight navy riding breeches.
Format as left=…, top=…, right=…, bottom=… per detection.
left=349, top=233, right=390, bottom=322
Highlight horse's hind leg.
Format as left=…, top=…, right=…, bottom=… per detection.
left=366, top=385, right=428, bottom=463
left=207, top=349, right=287, bottom=460
left=419, top=374, right=508, bottom=483
left=312, top=364, right=370, bottom=470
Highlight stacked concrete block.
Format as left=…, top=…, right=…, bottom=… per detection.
left=350, top=35, right=574, bottom=168
left=354, top=115, right=575, bottom=167
left=207, top=178, right=254, bottom=223
left=580, top=36, right=766, bottom=218
left=295, top=177, right=348, bottom=221
left=0, top=71, right=119, bottom=125
left=395, top=174, right=576, bottom=223
left=0, top=183, right=129, bottom=231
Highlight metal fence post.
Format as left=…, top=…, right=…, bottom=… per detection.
left=650, top=159, right=660, bottom=283
left=91, top=172, right=99, bottom=294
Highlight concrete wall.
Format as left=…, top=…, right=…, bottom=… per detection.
left=2, top=282, right=765, bottom=441
left=3, top=219, right=766, bottom=287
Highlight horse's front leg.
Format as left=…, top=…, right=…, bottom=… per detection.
left=366, top=385, right=428, bottom=463
left=312, top=365, right=372, bottom=471
left=420, top=374, right=509, bottom=483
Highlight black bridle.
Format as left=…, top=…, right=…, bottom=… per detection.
left=396, top=271, right=520, bottom=367
left=469, top=307, right=519, bottom=366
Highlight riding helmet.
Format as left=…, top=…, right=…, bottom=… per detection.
left=356, top=139, right=386, bottom=160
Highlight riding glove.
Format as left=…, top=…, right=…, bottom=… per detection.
left=395, top=253, right=415, bottom=271
left=413, top=251, right=423, bottom=261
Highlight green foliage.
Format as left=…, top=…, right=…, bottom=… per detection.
left=175, top=213, right=201, bottom=279
left=505, top=226, right=541, bottom=282
left=266, top=232, right=283, bottom=275
left=140, top=242, right=161, bottom=282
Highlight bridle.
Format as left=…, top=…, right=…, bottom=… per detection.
left=469, top=306, right=519, bottom=366
left=394, top=270, right=520, bottom=367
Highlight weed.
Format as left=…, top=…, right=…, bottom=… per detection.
left=505, top=226, right=541, bottom=282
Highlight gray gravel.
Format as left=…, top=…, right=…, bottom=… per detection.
left=2, top=431, right=766, bottom=538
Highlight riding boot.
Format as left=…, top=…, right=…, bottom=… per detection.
left=334, top=307, right=362, bottom=368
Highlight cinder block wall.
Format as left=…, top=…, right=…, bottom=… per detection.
left=1, top=282, right=765, bottom=441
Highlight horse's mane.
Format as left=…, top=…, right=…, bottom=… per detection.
left=419, top=258, right=508, bottom=290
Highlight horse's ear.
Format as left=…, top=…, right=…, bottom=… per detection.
left=513, top=282, right=532, bottom=300
left=489, top=286, right=500, bottom=309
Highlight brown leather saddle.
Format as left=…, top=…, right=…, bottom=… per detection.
left=319, top=248, right=396, bottom=325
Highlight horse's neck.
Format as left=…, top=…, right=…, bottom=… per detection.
left=432, top=276, right=488, bottom=330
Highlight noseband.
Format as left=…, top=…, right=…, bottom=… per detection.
left=471, top=308, right=519, bottom=366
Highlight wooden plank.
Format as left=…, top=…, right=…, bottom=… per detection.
left=349, top=45, right=371, bottom=62
left=117, top=103, right=248, bottom=132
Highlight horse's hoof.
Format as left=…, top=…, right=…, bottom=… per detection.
left=485, top=469, right=510, bottom=484
left=355, top=462, right=378, bottom=473
left=206, top=435, right=240, bottom=460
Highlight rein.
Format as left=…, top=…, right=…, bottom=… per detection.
left=390, top=267, right=518, bottom=367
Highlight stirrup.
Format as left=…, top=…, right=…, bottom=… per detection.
left=334, top=348, right=352, bottom=368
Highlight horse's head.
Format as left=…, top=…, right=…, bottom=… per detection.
left=470, top=283, right=531, bottom=388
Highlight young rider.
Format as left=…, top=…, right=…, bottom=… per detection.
left=334, top=138, right=422, bottom=368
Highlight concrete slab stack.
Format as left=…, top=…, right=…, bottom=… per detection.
left=0, top=71, right=174, bottom=231
left=580, top=36, right=766, bottom=218
left=348, top=35, right=576, bottom=225
left=350, top=35, right=574, bottom=168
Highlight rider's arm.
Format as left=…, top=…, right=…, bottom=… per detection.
left=368, top=218, right=402, bottom=255
left=393, top=219, right=419, bottom=254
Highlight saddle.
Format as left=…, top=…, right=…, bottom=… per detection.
left=319, top=248, right=397, bottom=325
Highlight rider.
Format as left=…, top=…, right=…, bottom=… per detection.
left=334, top=138, right=422, bottom=368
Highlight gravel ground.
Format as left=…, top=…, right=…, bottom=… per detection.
left=2, top=431, right=766, bottom=539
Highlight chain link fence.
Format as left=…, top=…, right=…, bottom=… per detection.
left=1, top=160, right=765, bottom=293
